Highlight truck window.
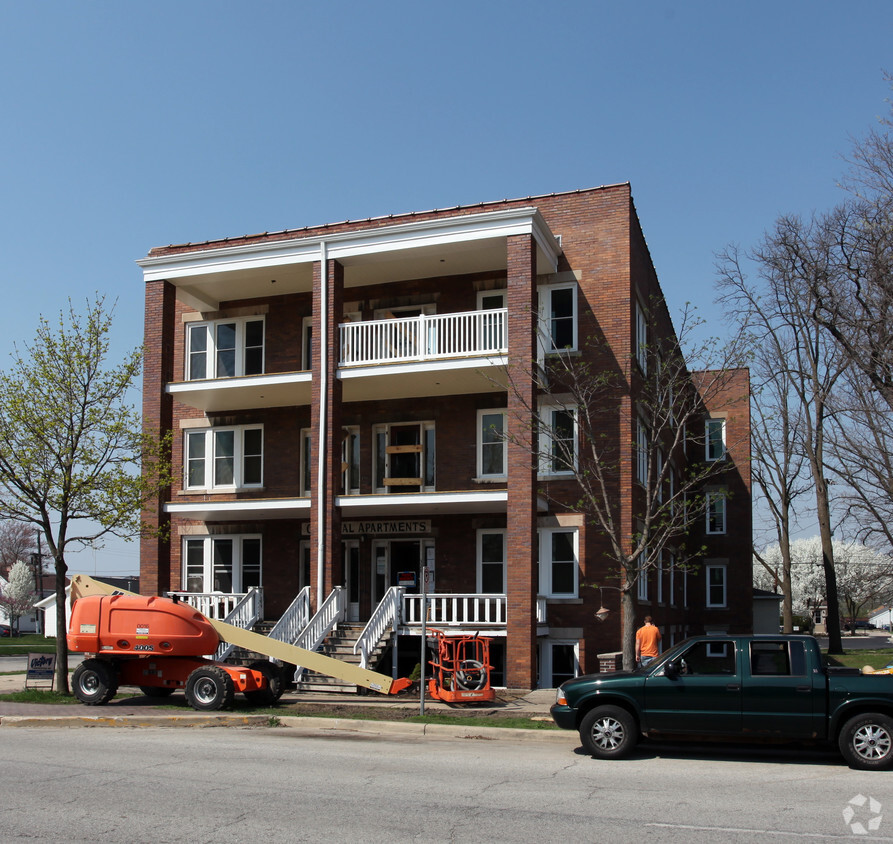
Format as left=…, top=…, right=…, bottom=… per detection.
left=679, top=640, right=736, bottom=675
left=750, top=641, right=806, bottom=676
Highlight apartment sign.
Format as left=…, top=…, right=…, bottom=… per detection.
left=302, top=520, right=431, bottom=536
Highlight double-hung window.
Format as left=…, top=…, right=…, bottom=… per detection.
left=706, top=418, right=726, bottom=461
left=539, top=528, right=579, bottom=598
left=539, top=405, right=577, bottom=476
left=636, top=419, right=650, bottom=486
left=478, top=410, right=507, bottom=478
left=183, top=535, right=261, bottom=593
left=187, top=317, right=264, bottom=380
left=706, top=563, right=727, bottom=608
left=706, top=490, right=727, bottom=534
left=185, top=426, right=263, bottom=490
left=341, top=426, right=360, bottom=495
left=539, top=283, right=577, bottom=352
left=635, top=301, right=648, bottom=373
left=477, top=530, right=506, bottom=593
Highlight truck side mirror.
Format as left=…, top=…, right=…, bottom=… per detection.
left=664, top=660, right=679, bottom=679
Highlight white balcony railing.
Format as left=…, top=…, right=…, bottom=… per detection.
left=168, top=591, right=248, bottom=620
left=402, top=593, right=507, bottom=628
left=339, top=309, right=507, bottom=367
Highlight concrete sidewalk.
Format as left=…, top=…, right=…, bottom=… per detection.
left=0, top=671, right=568, bottom=743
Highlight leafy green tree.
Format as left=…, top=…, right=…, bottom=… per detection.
left=0, top=297, right=170, bottom=692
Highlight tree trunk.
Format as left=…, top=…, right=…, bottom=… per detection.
left=621, top=589, right=636, bottom=670
left=53, top=557, right=69, bottom=694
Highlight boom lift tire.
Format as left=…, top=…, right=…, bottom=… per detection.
left=72, top=659, right=119, bottom=706
left=185, top=665, right=235, bottom=711
left=838, top=712, right=893, bottom=770
left=244, top=661, right=284, bottom=706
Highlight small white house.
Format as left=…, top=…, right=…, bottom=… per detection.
left=35, top=586, right=72, bottom=637
left=870, top=607, right=893, bottom=631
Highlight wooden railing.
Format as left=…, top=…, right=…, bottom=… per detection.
left=293, top=587, right=345, bottom=683
left=168, top=591, right=252, bottom=621
left=339, top=309, right=507, bottom=366
left=402, top=593, right=507, bottom=628
left=354, top=586, right=403, bottom=669
left=267, top=586, right=311, bottom=646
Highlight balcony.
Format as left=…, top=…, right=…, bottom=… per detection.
left=167, top=370, right=312, bottom=412
left=338, top=309, right=509, bottom=401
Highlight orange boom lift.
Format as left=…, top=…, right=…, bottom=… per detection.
left=66, top=576, right=410, bottom=710
left=426, top=628, right=495, bottom=704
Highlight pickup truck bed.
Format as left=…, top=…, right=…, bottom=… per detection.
left=550, top=634, right=893, bottom=770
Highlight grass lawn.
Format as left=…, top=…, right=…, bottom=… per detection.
left=0, top=634, right=56, bottom=656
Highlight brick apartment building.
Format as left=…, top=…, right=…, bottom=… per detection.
left=138, top=184, right=751, bottom=690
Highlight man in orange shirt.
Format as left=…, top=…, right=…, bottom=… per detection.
left=635, top=616, right=661, bottom=667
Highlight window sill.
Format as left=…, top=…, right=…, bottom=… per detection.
left=473, top=476, right=507, bottom=484
left=180, top=486, right=266, bottom=495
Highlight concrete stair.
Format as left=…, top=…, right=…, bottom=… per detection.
left=294, top=622, right=389, bottom=694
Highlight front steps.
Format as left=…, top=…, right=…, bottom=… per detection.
left=294, top=622, right=389, bottom=694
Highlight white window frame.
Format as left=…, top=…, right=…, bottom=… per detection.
left=182, top=534, right=262, bottom=593
left=706, top=491, right=727, bottom=535
left=300, top=428, right=312, bottom=497
left=637, top=552, right=649, bottom=601
left=184, top=425, right=263, bottom=491
left=706, top=563, right=727, bottom=608
left=538, top=527, right=579, bottom=598
left=372, top=421, right=436, bottom=493
left=477, top=409, right=507, bottom=479
left=706, top=418, right=726, bottom=462
left=341, top=426, right=360, bottom=495
left=538, top=282, right=578, bottom=352
left=635, top=300, right=648, bottom=373
left=476, top=529, right=506, bottom=594
left=477, top=290, right=506, bottom=310
left=186, top=316, right=265, bottom=381
left=538, top=404, right=577, bottom=477
left=541, top=639, right=580, bottom=688
left=636, top=418, right=649, bottom=486
left=656, top=551, right=664, bottom=604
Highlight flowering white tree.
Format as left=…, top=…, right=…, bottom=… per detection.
left=0, top=560, right=36, bottom=632
left=755, top=536, right=893, bottom=631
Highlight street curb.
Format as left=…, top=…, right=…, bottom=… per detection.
left=0, top=714, right=272, bottom=728
left=275, top=715, right=573, bottom=743
left=0, top=712, right=573, bottom=742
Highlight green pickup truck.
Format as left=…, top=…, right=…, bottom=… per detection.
left=550, top=634, right=893, bottom=770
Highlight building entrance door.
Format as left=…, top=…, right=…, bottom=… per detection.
left=371, top=539, right=434, bottom=606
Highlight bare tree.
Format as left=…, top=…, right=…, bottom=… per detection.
left=0, top=297, right=170, bottom=692
left=809, top=76, right=893, bottom=410
left=504, top=303, right=746, bottom=668
left=717, top=218, right=849, bottom=653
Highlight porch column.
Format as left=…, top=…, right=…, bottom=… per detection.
left=140, top=279, right=175, bottom=597
left=309, top=256, right=344, bottom=609
left=505, top=234, right=538, bottom=689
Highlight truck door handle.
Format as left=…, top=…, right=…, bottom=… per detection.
left=726, top=683, right=740, bottom=691
left=796, top=686, right=810, bottom=692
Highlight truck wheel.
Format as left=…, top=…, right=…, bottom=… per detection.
left=139, top=686, right=175, bottom=698
left=839, top=713, right=893, bottom=770
left=244, top=661, right=283, bottom=706
left=185, top=666, right=235, bottom=711
left=72, top=659, right=119, bottom=706
left=579, top=705, right=638, bottom=759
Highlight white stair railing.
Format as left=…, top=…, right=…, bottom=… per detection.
left=402, top=593, right=507, bottom=628
left=212, top=587, right=264, bottom=661
left=293, top=587, right=346, bottom=683
left=340, top=309, right=507, bottom=366
left=266, top=585, right=311, bottom=646
left=353, top=586, right=404, bottom=669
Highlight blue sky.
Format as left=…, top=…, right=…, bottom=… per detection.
left=1, top=1, right=890, bottom=575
